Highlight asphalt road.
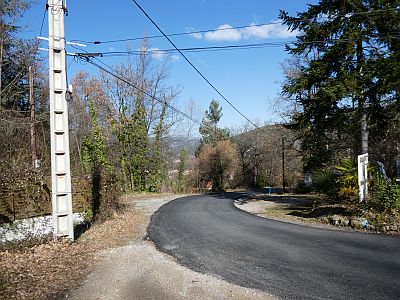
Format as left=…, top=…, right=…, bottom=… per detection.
left=147, top=192, right=400, bottom=300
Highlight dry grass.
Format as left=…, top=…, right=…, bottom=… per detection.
left=0, top=207, right=146, bottom=299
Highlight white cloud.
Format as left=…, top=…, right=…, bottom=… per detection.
left=242, top=22, right=299, bottom=39
left=191, top=32, right=203, bottom=40
left=186, top=27, right=203, bottom=40
left=204, top=24, right=242, bottom=41
left=149, top=47, right=167, bottom=61
left=195, top=21, right=299, bottom=42
left=170, top=54, right=180, bottom=62
left=147, top=48, right=180, bottom=62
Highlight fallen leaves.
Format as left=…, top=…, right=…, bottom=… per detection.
left=0, top=240, right=93, bottom=299
left=0, top=207, right=147, bottom=299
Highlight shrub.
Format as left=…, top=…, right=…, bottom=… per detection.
left=335, top=159, right=358, bottom=197
left=311, top=169, right=338, bottom=196
left=370, top=177, right=400, bottom=213
left=335, top=158, right=377, bottom=201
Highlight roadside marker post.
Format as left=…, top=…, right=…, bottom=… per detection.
left=358, top=153, right=368, bottom=203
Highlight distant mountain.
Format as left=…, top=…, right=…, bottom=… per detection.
left=165, top=136, right=200, bottom=158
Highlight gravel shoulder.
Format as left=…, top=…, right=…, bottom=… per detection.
left=66, top=194, right=275, bottom=300
left=234, top=193, right=362, bottom=232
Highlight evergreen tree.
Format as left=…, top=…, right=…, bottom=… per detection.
left=81, top=99, right=109, bottom=216
left=130, top=93, right=148, bottom=191
left=148, top=101, right=167, bottom=192
left=0, top=0, right=36, bottom=110
left=198, top=99, right=229, bottom=152
left=280, top=0, right=400, bottom=171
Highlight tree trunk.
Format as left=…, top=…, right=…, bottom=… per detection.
left=360, top=100, right=369, bottom=155
left=357, top=38, right=368, bottom=155
left=0, top=25, right=3, bottom=110
left=29, top=66, right=36, bottom=168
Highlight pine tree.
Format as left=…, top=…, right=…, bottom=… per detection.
left=0, top=0, right=35, bottom=110
left=280, top=0, right=400, bottom=171
left=198, top=99, right=230, bottom=152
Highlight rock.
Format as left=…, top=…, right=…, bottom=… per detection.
left=340, top=218, right=350, bottom=227
left=320, top=217, right=330, bottom=224
left=330, top=215, right=350, bottom=227
left=361, top=219, right=369, bottom=229
left=350, top=217, right=367, bottom=229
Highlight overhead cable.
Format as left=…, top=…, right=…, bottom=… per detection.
left=70, top=21, right=283, bottom=45
left=74, top=55, right=230, bottom=139
left=130, top=0, right=261, bottom=130
left=69, top=7, right=399, bottom=45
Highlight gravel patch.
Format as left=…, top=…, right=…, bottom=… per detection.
left=67, top=242, right=272, bottom=300
left=234, top=195, right=370, bottom=233
left=66, top=194, right=275, bottom=300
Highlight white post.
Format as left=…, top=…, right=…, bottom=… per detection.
left=48, top=0, right=74, bottom=240
left=358, top=153, right=368, bottom=203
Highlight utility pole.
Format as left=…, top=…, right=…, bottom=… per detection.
left=48, top=0, right=74, bottom=240
left=29, top=66, right=36, bottom=169
left=0, top=22, right=3, bottom=110
left=282, top=136, right=285, bottom=193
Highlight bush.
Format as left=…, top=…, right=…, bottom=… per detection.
left=335, top=159, right=358, bottom=197
left=294, top=181, right=313, bottom=194
left=311, top=169, right=338, bottom=196
left=370, top=178, right=400, bottom=213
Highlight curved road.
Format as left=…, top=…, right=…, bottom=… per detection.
left=147, top=193, right=400, bottom=299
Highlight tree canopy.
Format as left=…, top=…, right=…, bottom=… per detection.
left=280, top=0, right=400, bottom=172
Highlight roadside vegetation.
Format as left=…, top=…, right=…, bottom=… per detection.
left=0, top=0, right=399, bottom=297
left=1, top=0, right=301, bottom=233
left=276, top=0, right=400, bottom=232
left=1, top=0, right=399, bottom=291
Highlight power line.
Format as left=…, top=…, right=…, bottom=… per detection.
left=39, top=4, right=47, bottom=37
left=70, top=21, right=284, bottom=45
left=61, top=48, right=222, bottom=136
left=83, top=56, right=234, bottom=138
left=0, top=117, right=48, bottom=125
left=75, top=55, right=230, bottom=139
left=69, top=7, right=399, bottom=45
left=71, top=32, right=400, bottom=58
left=67, top=4, right=400, bottom=135
left=90, top=42, right=288, bottom=57
left=67, top=47, right=206, bottom=131
left=130, top=0, right=261, bottom=130
left=128, top=1, right=400, bottom=133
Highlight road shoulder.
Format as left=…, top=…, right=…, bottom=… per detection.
left=234, top=193, right=363, bottom=232
left=66, top=194, right=275, bottom=300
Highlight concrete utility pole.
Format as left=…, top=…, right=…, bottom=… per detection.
left=282, top=136, right=286, bottom=193
left=29, top=66, right=36, bottom=169
left=48, top=0, right=74, bottom=240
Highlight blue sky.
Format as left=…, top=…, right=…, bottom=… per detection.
left=22, top=0, right=316, bottom=130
